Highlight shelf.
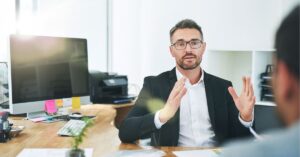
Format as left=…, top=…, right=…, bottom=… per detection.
left=255, top=101, right=276, bottom=106
left=202, top=49, right=274, bottom=101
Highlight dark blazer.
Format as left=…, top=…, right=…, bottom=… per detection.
left=119, top=68, right=251, bottom=146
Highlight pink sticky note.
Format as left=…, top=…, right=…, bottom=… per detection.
left=44, top=100, right=57, bottom=114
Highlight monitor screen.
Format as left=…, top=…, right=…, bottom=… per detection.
left=9, top=35, right=89, bottom=114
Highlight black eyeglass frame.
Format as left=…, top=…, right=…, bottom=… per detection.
left=171, top=39, right=203, bottom=50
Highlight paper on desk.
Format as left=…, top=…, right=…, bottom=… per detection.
left=173, top=149, right=219, bottom=157
left=17, top=148, right=93, bottom=157
left=105, top=149, right=165, bottom=157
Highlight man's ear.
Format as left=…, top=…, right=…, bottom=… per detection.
left=200, top=42, right=207, bottom=56
left=202, top=42, right=207, bottom=50
left=169, top=46, right=175, bottom=57
left=276, top=61, right=294, bottom=102
left=275, top=60, right=300, bottom=126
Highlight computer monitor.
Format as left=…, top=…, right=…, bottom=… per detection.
left=8, top=35, right=90, bottom=115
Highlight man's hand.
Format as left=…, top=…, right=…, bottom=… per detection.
left=159, top=77, right=187, bottom=123
left=228, top=77, right=255, bottom=122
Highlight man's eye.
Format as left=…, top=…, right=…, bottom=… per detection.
left=191, top=41, right=199, bottom=46
left=177, top=42, right=185, bottom=47
left=190, top=42, right=196, bottom=45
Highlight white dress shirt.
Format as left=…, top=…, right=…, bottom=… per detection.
left=154, top=68, right=253, bottom=147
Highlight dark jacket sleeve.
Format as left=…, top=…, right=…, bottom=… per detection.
left=226, top=81, right=251, bottom=140
left=118, top=77, right=158, bottom=143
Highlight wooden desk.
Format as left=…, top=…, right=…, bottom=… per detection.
left=0, top=104, right=213, bottom=157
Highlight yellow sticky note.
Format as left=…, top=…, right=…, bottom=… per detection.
left=56, top=99, right=63, bottom=108
left=72, top=97, right=81, bottom=109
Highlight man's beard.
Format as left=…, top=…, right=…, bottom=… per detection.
left=177, top=54, right=201, bottom=70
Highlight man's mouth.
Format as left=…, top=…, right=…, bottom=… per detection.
left=183, top=55, right=196, bottom=59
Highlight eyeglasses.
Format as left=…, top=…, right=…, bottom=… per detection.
left=171, top=40, right=203, bottom=50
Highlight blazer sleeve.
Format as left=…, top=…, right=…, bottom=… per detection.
left=118, top=77, right=158, bottom=143
left=226, top=81, right=251, bottom=139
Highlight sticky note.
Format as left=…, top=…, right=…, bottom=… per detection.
left=56, top=99, right=63, bottom=108
left=72, top=97, right=81, bottom=109
left=63, top=98, right=72, bottom=107
left=44, top=100, right=57, bottom=114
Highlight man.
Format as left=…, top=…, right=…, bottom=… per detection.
left=119, top=19, right=255, bottom=147
left=221, top=6, right=299, bottom=157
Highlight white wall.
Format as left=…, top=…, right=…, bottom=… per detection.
left=0, top=0, right=298, bottom=89
left=111, top=0, right=142, bottom=88
left=17, top=0, right=108, bottom=71
left=111, top=0, right=288, bottom=88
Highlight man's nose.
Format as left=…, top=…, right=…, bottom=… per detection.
left=185, top=43, right=192, bottom=53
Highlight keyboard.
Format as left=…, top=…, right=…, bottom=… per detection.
left=57, top=120, right=86, bottom=136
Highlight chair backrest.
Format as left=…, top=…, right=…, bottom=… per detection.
left=254, top=105, right=284, bottom=133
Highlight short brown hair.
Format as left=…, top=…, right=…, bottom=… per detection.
left=275, top=5, right=299, bottom=79
left=169, top=19, right=204, bottom=41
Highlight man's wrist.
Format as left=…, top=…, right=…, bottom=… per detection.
left=154, top=111, right=165, bottom=129
left=159, top=108, right=169, bottom=123
left=240, top=113, right=253, bottom=122
left=239, top=111, right=254, bottom=128
left=158, top=109, right=168, bottom=123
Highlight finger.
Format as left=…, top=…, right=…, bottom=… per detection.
left=228, top=87, right=241, bottom=109
left=248, top=77, right=253, bottom=97
left=171, top=80, right=186, bottom=98
left=228, top=87, right=238, bottom=100
left=248, top=77, right=252, bottom=96
left=178, top=86, right=187, bottom=98
left=169, top=86, right=177, bottom=98
left=245, top=77, right=250, bottom=96
left=249, top=82, right=254, bottom=98
left=251, top=96, right=256, bottom=107
left=246, top=96, right=255, bottom=110
left=242, top=77, right=246, bottom=93
left=179, top=77, right=187, bottom=83
left=169, top=84, right=181, bottom=98
left=175, top=77, right=186, bottom=90
left=244, top=96, right=255, bottom=114
left=174, top=87, right=187, bottom=106
left=170, top=77, right=186, bottom=98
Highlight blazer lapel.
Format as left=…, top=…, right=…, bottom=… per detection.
left=168, top=68, right=180, bottom=146
left=168, top=68, right=177, bottom=93
left=204, top=71, right=217, bottom=132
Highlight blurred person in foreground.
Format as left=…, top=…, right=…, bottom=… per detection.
left=221, top=5, right=299, bottom=157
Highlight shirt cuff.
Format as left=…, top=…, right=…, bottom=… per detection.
left=154, top=110, right=166, bottom=129
left=238, top=111, right=254, bottom=128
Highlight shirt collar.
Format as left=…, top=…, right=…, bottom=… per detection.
left=175, top=67, right=204, bottom=86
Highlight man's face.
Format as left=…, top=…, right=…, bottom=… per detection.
left=272, top=59, right=286, bottom=124
left=272, top=58, right=299, bottom=126
left=169, top=28, right=206, bottom=70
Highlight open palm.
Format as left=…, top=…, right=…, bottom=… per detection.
left=228, top=77, right=255, bottom=122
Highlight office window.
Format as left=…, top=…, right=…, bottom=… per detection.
left=28, top=0, right=108, bottom=71
left=2, top=0, right=108, bottom=71
left=0, top=0, right=15, bottom=62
